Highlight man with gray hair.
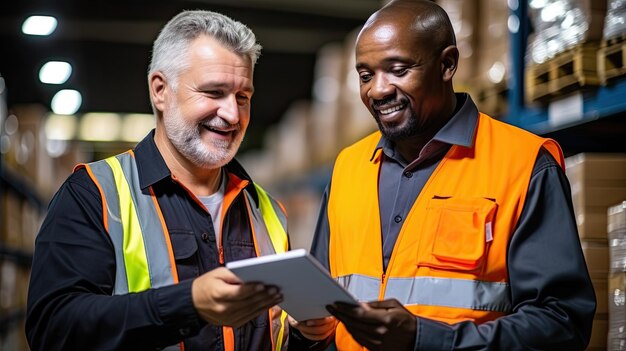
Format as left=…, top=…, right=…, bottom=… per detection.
left=26, top=10, right=321, bottom=350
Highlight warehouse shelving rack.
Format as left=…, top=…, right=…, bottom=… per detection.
left=506, top=0, right=626, bottom=154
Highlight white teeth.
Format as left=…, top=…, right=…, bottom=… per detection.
left=380, top=105, right=404, bottom=115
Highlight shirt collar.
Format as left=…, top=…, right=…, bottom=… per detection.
left=134, top=130, right=171, bottom=189
left=370, top=92, right=479, bottom=162
left=133, top=129, right=254, bottom=191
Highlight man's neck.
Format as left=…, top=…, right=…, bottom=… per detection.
left=395, top=93, right=458, bottom=163
left=153, top=129, right=223, bottom=196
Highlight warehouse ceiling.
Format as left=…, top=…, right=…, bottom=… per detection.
left=0, top=0, right=381, bottom=151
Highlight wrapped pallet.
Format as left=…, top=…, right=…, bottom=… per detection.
left=604, top=0, right=626, bottom=40
left=609, top=202, right=626, bottom=350
left=527, top=0, right=607, bottom=64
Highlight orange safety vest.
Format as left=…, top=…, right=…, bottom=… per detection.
left=327, top=113, right=564, bottom=350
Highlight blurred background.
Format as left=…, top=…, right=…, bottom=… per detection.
left=2, top=0, right=626, bottom=349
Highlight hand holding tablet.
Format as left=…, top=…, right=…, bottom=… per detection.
left=226, top=249, right=358, bottom=321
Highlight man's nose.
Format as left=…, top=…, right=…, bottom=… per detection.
left=218, top=94, right=240, bottom=124
left=368, top=74, right=395, bottom=101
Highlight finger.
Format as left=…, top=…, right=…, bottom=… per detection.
left=329, top=304, right=389, bottom=326
left=226, top=297, right=281, bottom=327
left=212, top=267, right=244, bottom=284
left=367, top=298, right=403, bottom=310
left=287, top=315, right=300, bottom=327
left=227, top=292, right=283, bottom=325
left=215, top=282, right=278, bottom=303
left=228, top=290, right=283, bottom=316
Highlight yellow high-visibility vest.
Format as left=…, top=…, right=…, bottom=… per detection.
left=79, top=150, right=290, bottom=351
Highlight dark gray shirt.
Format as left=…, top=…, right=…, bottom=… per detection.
left=310, top=93, right=595, bottom=350
left=378, top=93, right=477, bottom=270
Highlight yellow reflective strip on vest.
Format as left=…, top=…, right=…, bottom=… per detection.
left=254, top=183, right=288, bottom=254
left=275, top=310, right=288, bottom=351
left=105, top=157, right=151, bottom=292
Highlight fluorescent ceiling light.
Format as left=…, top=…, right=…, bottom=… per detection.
left=39, top=61, right=72, bottom=84
left=51, top=89, right=82, bottom=115
left=22, top=16, right=58, bottom=36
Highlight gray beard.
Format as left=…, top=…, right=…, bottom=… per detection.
left=163, top=104, right=242, bottom=169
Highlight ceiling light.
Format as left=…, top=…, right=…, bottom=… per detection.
left=39, top=61, right=72, bottom=84
left=22, top=15, right=58, bottom=36
left=51, top=89, right=82, bottom=115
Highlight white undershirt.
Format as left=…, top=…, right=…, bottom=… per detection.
left=197, top=170, right=227, bottom=242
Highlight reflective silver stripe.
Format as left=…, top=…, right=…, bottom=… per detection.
left=115, top=153, right=174, bottom=289
left=336, top=274, right=380, bottom=302
left=245, top=190, right=285, bottom=256
left=88, top=160, right=128, bottom=294
left=268, top=197, right=287, bottom=232
left=337, top=274, right=512, bottom=312
left=87, top=152, right=174, bottom=294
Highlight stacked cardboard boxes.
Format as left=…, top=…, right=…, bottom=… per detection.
left=565, top=153, right=626, bottom=350
left=1, top=104, right=87, bottom=350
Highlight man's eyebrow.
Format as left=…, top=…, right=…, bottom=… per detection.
left=356, top=56, right=414, bottom=70
left=201, top=81, right=255, bottom=94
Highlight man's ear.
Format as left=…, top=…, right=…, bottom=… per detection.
left=149, top=72, right=168, bottom=113
left=440, top=45, right=459, bottom=82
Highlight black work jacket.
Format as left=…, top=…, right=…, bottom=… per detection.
left=26, top=131, right=316, bottom=351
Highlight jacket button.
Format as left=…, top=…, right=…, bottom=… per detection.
left=394, top=215, right=402, bottom=223
left=201, top=233, right=209, bottom=241
left=404, top=171, right=413, bottom=178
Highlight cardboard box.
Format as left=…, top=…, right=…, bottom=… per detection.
left=589, top=317, right=608, bottom=350
left=582, top=241, right=609, bottom=278
left=438, top=0, right=479, bottom=88
left=566, top=153, right=626, bottom=185
left=592, top=276, right=608, bottom=315
left=565, top=153, right=626, bottom=240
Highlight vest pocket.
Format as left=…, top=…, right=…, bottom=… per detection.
left=420, top=197, right=497, bottom=272
left=169, top=230, right=199, bottom=279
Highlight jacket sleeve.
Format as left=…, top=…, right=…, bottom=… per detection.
left=25, top=169, right=202, bottom=351
left=310, top=184, right=331, bottom=271
left=415, top=149, right=596, bottom=350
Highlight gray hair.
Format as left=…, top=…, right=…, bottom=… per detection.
left=149, top=10, right=262, bottom=91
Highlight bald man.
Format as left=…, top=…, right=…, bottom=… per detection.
left=291, top=1, right=595, bottom=350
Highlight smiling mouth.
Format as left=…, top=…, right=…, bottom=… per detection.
left=204, top=125, right=234, bottom=136
left=378, top=102, right=407, bottom=115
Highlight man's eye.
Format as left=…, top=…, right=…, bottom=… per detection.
left=205, top=90, right=223, bottom=97
left=236, top=94, right=250, bottom=105
left=391, top=67, right=408, bottom=76
left=359, top=73, right=373, bottom=83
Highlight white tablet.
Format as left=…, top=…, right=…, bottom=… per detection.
left=226, top=249, right=358, bottom=321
